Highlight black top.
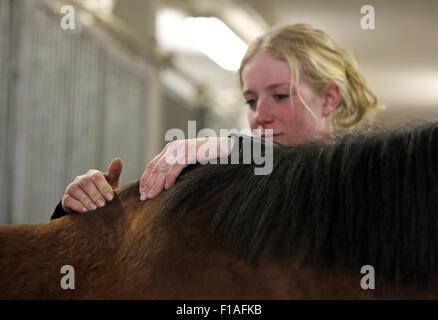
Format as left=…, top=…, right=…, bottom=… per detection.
left=50, top=134, right=284, bottom=220
left=51, top=201, right=68, bottom=220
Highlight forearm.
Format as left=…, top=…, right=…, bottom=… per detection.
left=51, top=201, right=68, bottom=220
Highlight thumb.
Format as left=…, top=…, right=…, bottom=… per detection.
left=105, top=157, right=123, bottom=189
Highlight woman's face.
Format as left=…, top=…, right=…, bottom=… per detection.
left=242, top=51, right=337, bottom=145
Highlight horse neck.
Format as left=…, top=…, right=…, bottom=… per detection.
left=133, top=203, right=438, bottom=299
left=2, top=178, right=438, bottom=299
left=0, top=185, right=142, bottom=299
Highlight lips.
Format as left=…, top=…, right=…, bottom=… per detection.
left=260, top=132, right=283, bottom=138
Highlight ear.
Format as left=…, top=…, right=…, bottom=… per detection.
left=322, top=81, right=341, bottom=116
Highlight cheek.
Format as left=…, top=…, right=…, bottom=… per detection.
left=288, top=96, right=315, bottom=126
left=278, top=99, right=317, bottom=141
left=275, top=103, right=295, bottom=126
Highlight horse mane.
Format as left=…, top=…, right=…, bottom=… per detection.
left=156, top=120, right=438, bottom=284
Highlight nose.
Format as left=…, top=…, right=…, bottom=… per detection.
left=254, top=98, right=274, bottom=125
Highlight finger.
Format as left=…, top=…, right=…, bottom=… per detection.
left=67, top=183, right=97, bottom=211
left=62, top=195, right=88, bottom=213
left=106, top=157, right=123, bottom=189
left=140, top=164, right=154, bottom=195
left=164, top=164, right=185, bottom=190
left=141, top=167, right=162, bottom=200
left=141, top=168, right=159, bottom=200
left=89, top=171, right=114, bottom=202
left=164, top=174, right=176, bottom=191
left=81, top=174, right=107, bottom=206
left=147, top=171, right=167, bottom=199
left=140, top=150, right=164, bottom=193
left=77, top=177, right=105, bottom=210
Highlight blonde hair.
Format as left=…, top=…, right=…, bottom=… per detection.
left=239, top=23, right=384, bottom=128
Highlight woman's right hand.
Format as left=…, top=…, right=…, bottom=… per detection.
left=61, top=158, right=123, bottom=212
left=139, top=137, right=233, bottom=201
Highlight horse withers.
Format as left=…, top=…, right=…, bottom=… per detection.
left=1, top=121, right=438, bottom=299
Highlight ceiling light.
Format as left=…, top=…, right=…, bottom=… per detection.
left=182, top=17, right=248, bottom=71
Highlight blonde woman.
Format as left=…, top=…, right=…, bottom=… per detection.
left=52, top=23, right=381, bottom=218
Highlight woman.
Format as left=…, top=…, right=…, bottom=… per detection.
left=52, top=23, right=380, bottom=218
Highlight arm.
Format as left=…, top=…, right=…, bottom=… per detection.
left=50, top=201, right=68, bottom=220
left=140, top=134, right=284, bottom=200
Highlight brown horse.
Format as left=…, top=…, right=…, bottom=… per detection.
left=1, top=121, right=438, bottom=299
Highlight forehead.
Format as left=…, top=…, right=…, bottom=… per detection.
left=242, top=51, right=291, bottom=91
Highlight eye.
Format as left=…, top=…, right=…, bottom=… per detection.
left=245, top=99, right=257, bottom=108
left=274, top=94, right=290, bottom=101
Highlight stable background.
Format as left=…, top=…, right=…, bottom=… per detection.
left=1, top=0, right=437, bottom=223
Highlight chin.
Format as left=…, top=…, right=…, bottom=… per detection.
left=273, top=135, right=287, bottom=144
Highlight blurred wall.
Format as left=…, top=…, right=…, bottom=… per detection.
left=0, top=0, right=11, bottom=223
left=0, top=0, right=154, bottom=223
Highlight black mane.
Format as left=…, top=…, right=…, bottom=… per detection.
left=157, top=121, right=438, bottom=284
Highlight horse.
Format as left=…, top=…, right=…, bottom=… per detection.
left=1, top=121, right=438, bottom=299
